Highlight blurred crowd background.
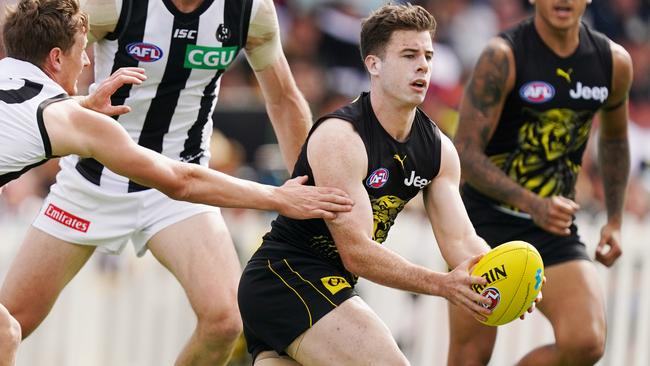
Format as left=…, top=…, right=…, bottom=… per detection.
left=0, top=0, right=649, bottom=365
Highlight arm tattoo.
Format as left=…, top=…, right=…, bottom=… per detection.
left=467, top=46, right=510, bottom=114
left=454, top=44, right=532, bottom=210
left=598, top=136, right=630, bottom=221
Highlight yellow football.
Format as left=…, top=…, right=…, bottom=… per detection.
left=470, top=240, right=544, bottom=326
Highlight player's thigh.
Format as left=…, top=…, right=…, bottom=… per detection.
left=287, top=296, right=409, bottom=366
left=448, top=302, right=497, bottom=358
left=0, top=228, right=95, bottom=330
left=147, top=212, right=241, bottom=312
left=255, top=351, right=302, bottom=366
left=537, top=260, right=605, bottom=345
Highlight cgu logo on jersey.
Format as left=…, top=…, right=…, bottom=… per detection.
left=184, top=45, right=238, bottom=70
left=471, top=264, right=508, bottom=293
left=366, top=168, right=389, bottom=188
left=126, top=42, right=163, bottom=62
left=569, top=82, right=608, bottom=103
left=519, top=81, right=555, bottom=104
left=321, top=276, right=351, bottom=295
left=404, top=171, right=431, bottom=189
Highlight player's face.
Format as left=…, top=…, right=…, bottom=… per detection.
left=377, top=30, right=433, bottom=106
left=534, top=0, right=590, bottom=30
left=58, top=30, right=90, bottom=95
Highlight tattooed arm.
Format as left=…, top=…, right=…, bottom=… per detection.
left=594, top=42, right=633, bottom=266
left=454, top=38, right=578, bottom=236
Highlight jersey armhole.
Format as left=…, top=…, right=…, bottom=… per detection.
left=431, top=125, right=442, bottom=179
left=239, top=0, right=255, bottom=49
left=105, top=0, right=132, bottom=41
left=37, top=94, right=70, bottom=158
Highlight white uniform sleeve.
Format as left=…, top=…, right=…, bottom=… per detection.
left=79, top=0, right=123, bottom=43
left=244, top=0, right=283, bottom=71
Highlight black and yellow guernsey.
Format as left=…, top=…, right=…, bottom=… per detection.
left=463, top=18, right=612, bottom=213
left=260, top=92, right=442, bottom=284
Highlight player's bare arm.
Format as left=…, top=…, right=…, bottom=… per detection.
left=245, top=0, right=311, bottom=171
left=43, top=100, right=353, bottom=220
left=455, top=38, right=578, bottom=236
left=455, top=38, right=526, bottom=208
left=595, top=41, right=633, bottom=266
left=424, top=133, right=490, bottom=268
left=308, top=118, right=492, bottom=320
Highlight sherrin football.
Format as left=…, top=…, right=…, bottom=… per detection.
left=470, top=240, right=544, bottom=326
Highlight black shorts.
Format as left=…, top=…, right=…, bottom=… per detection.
left=237, top=240, right=357, bottom=361
left=463, top=188, right=591, bottom=267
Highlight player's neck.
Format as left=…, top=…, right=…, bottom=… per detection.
left=533, top=16, right=580, bottom=58
left=369, top=89, right=416, bottom=143
left=170, top=0, right=204, bottom=13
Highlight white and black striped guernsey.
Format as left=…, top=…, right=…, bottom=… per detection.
left=0, top=58, right=69, bottom=188
left=63, top=0, right=257, bottom=193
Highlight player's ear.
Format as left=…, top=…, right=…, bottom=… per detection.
left=45, top=47, right=64, bottom=73
left=365, top=54, right=382, bottom=76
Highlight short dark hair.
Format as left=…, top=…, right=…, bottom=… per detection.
left=2, top=0, right=88, bottom=66
left=360, top=4, right=436, bottom=60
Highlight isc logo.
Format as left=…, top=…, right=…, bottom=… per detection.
left=184, top=45, right=238, bottom=70
left=173, top=29, right=197, bottom=40
left=519, top=81, right=555, bottom=103
left=126, top=42, right=163, bottom=62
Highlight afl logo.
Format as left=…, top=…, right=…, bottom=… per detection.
left=519, top=81, right=555, bottom=103
left=126, top=42, right=163, bottom=62
left=481, top=287, right=500, bottom=310
left=366, top=168, right=389, bottom=189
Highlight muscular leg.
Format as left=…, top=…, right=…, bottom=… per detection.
left=517, top=260, right=605, bottom=366
left=254, top=351, right=302, bottom=366
left=447, top=302, right=497, bottom=366
left=0, top=304, right=20, bottom=366
left=147, top=212, right=242, bottom=366
left=281, top=296, right=409, bottom=366
left=0, top=228, right=95, bottom=338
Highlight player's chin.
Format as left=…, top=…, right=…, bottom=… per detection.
left=549, top=16, right=579, bottom=30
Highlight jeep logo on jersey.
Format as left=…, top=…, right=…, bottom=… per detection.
left=126, top=42, right=163, bottom=62
left=519, top=81, right=555, bottom=103
left=184, top=45, right=238, bottom=70
left=569, top=82, right=608, bottom=103
left=404, top=171, right=431, bottom=188
left=366, top=168, right=389, bottom=189
left=216, top=24, right=232, bottom=42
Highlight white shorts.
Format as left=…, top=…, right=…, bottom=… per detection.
left=33, top=166, right=220, bottom=256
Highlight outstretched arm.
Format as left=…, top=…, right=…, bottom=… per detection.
left=594, top=41, right=633, bottom=266
left=43, top=100, right=353, bottom=220
left=454, top=38, right=578, bottom=236
left=246, top=0, right=311, bottom=172
left=308, top=118, right=491, bottom=320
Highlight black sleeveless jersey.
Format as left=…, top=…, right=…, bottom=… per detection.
left=463, top=18, right=613, bottom=211
left=263, top=92, right=442, bottom=282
